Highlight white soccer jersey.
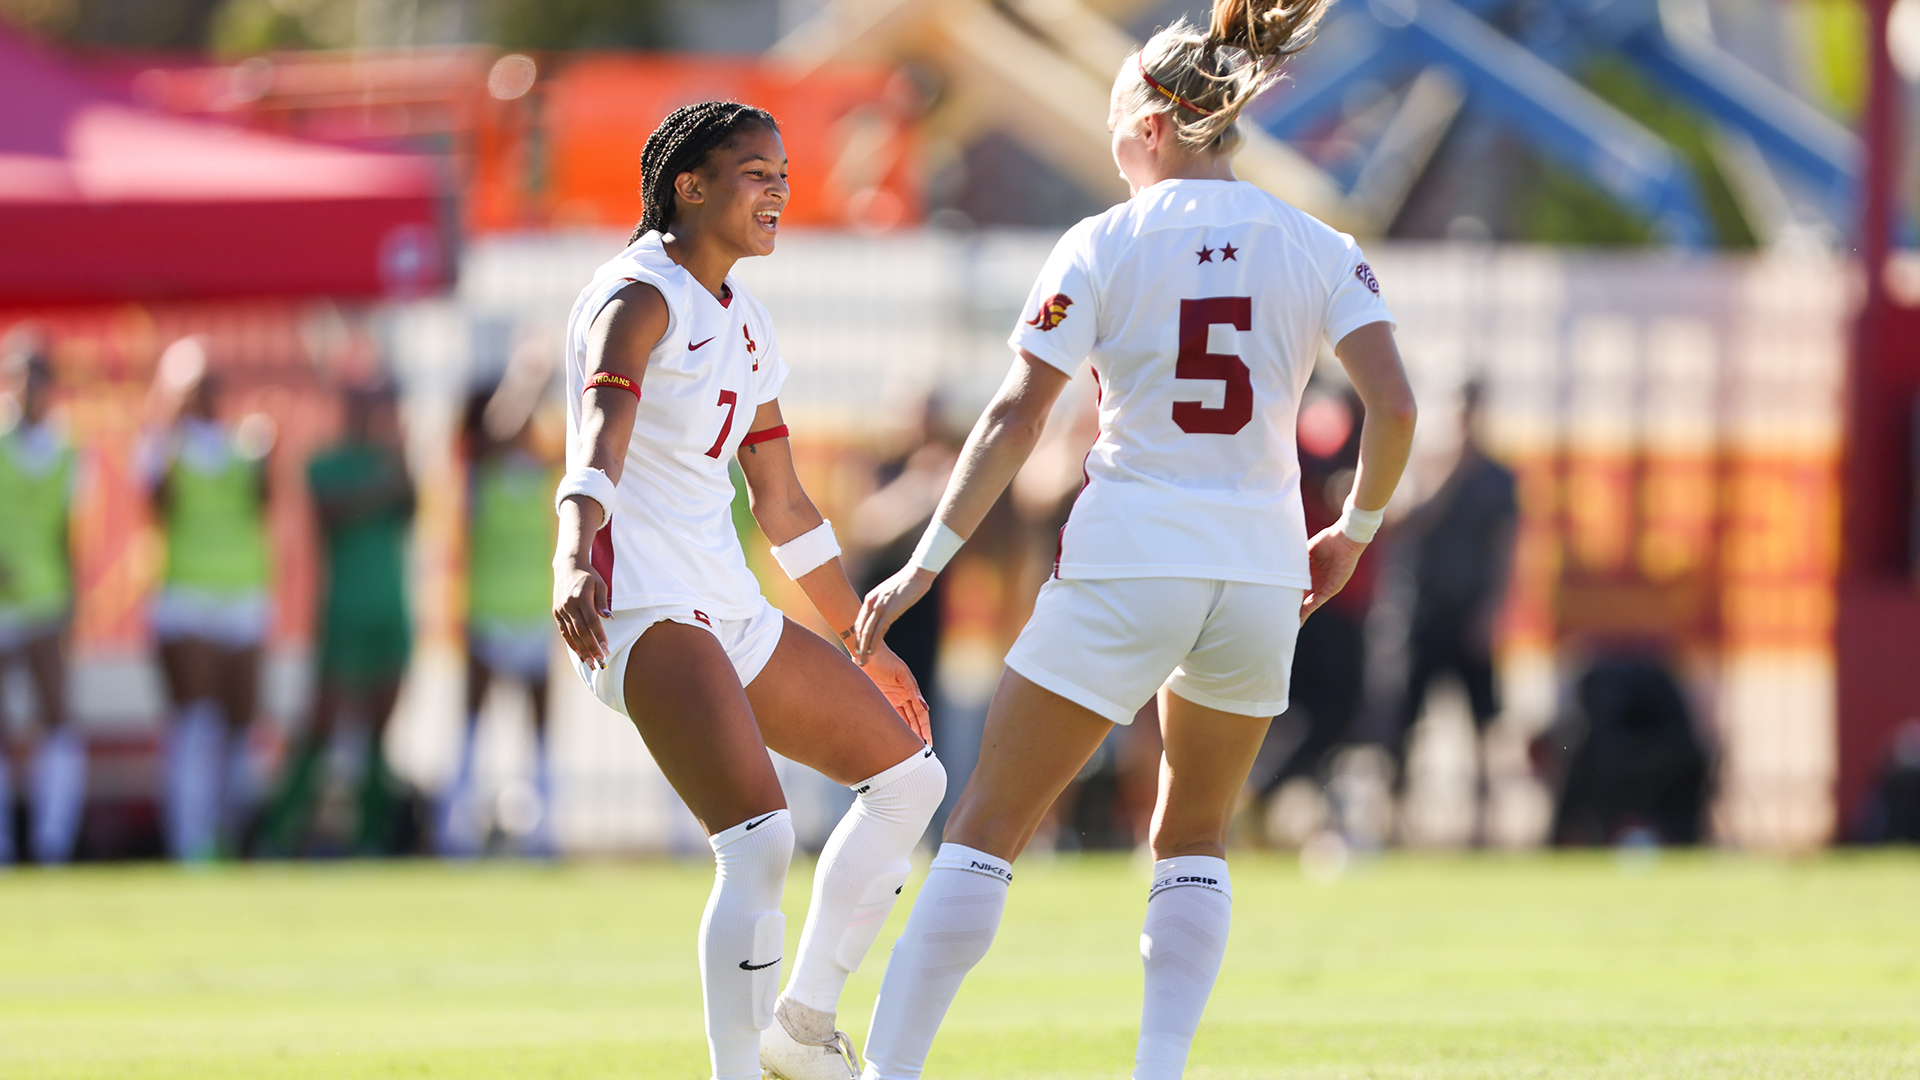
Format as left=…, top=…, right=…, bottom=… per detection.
left=1009, top=178, right=1394, bottom=589
left=564, top=231, right=789, bottom=618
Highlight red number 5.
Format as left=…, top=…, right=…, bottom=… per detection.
left=1172, top=297, right=1253, bottom=435
left=704, top=389, right=739, bottom=458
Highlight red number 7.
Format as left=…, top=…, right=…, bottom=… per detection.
left=704, top=389, right=739, bottom=458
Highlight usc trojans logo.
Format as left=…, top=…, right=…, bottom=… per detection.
left=1026, top=293, right=1073, bottom=331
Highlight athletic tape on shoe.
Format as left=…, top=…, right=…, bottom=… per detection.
left=769, top=519, right=841, bottom=581
left=749, top=911, right=786, bottom=1031
left=554, top=467, right=618, bottom=521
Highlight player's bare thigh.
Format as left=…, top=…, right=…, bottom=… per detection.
left=940, top=668, right=1113, bottom=862
left=1149, top=686, right=1273, bottom=861
left=623, top=619, right=784, bottom=834
left=745, top=618, right=925, bottom=787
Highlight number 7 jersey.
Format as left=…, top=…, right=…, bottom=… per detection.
left=564, top=231, right=789, bottom=618
left=1010, top=178, right=1394, bottom=589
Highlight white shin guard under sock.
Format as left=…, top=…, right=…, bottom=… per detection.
left=164, top=700, right=226, bottom=861
left=1134, top=856, right=1232, bottom=1080
left=31, top=727, right=87, bottom=864
left=701, top=807, right=795, bottom=1080
left=784, top=748, right=946, bottom=1015
left=861, top=842, right=1012, bottom=1080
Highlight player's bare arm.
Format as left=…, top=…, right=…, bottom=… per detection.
left=853, top=351, right=1071, bottom=661
left=735, top=399, right=931, bottom=739
left=1302, top=320, right=1417, bottom=623
left=552, top=280, right=666, bottom=667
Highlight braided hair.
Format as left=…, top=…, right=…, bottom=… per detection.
left=628, top=101, right=781, bottom=245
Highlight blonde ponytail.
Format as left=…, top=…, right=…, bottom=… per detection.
left=1122, top=0, right=1335, bottom=155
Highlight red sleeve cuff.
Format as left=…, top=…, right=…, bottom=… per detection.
left=740, top=424, right=790, bottom=447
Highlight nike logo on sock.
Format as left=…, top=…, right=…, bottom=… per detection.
left=745, top=813, right=779, bottom=830
left=739, top=957, right=780, bottom=971
left=688, top=336, right=715, bottom=350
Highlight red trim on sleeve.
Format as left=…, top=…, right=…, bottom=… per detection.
left=739, top=424, right=789, bottom=447
left=584, top=372, right=641, bottom=400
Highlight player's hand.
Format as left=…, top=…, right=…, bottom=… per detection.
left=858, top=640, right=932, bottom=742
left=1301, top=527, right=1367, bottom=624
left=853, top=566, right=935, bottom=665
left=554, top=562, right=612, bottom=668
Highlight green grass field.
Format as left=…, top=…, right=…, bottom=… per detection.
left=2, top=852, right=1916, bottom=1078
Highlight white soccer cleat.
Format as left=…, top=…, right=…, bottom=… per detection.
left=760, top=997, right=858, bottom=1080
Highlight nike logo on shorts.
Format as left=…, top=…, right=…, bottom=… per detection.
left=739, top=957, right=780, bottom=971
left=688, top=336, right=715, bottom=350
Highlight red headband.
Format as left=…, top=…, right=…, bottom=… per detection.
left=1138, top=53, right=1215, bottom=117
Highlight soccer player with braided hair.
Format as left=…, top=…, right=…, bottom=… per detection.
left=851, top=1, right=1419, bottom=1076
left=552, top=102, right=945, bottom=1080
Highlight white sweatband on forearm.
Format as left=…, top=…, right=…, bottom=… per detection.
left=907, top=520, right=965, bottom=574
left=555, top=467, right=618, bottom=521
left=1336, top=492, right=1385, bottom=543
left=770, top=519, right=841, bottom=580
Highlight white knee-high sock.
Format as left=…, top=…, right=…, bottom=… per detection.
left=31, top=727, right=87, bottom=864
left=164, top=699, right=226, bottom=861
left=701, top=808, right=794, bottom=1080
left=436, top=714, right=483, bottom=857
left=0, top=755, right=13, bottom=865
left=860, top=842, right=1011, bottom=1080
left=1134, top=856, right=1232, bottom=1080
left=785, top=748, right=946, bottom=1015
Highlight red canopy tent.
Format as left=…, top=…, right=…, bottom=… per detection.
left=0, top=29, right=450, bottom=304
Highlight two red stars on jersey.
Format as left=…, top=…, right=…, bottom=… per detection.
left=1195, top=243, right=1239, bottom=264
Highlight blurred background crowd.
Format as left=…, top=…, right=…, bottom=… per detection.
left=2, top=0, right=1919, bottom=865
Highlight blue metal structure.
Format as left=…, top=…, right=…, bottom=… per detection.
left=1253, top=0, right=1860, bottom=245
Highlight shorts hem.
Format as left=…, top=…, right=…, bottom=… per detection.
left=1004, top=651, right=1135, bottom=725
left=1052, top=565, right=1314, bottom=590
left=1163, top=674, right=1287, bottom=718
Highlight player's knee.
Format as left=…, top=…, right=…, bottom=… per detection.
left=858, top=748, right=946, bottom=827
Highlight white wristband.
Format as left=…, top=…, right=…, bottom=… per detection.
left=1336, top=493, right=1385, bottom=543
left=908, top=520, right=965, bottom=574
left=555, top=467, right=618, bottom=521
left=770, top=519, right=841, bottom=580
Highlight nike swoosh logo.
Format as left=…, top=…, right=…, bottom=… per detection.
left=688, top=336, right=715, bottom=351
left=739, top=957, right=781, bottom=971
left=745, top=813, right=779, bottom=830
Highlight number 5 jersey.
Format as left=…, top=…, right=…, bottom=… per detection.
left=1009, top=178, right=1395, bottom=589
left=563, top=230, right=789, bottom=618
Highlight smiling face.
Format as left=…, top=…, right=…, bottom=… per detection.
left=671, top=123, right=789, bottom=259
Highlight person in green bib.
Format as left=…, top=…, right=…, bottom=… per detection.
left=138, top=338, right=275, bottom=862
left=0, top=339, right=84, bottom=865
left=259, top=382, right=415, bottom=857
left=437, top=383, right=561, bottom=857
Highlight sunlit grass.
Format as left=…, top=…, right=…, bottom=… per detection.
left=0, top=851, right=1915, bottom=1078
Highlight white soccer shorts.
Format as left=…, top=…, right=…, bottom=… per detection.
left=1003, top=577, right=1303, bottom=725
left=150, top=586, right=270, bottom=649
left=469, top=618, right=556, bottom=681
left=572, top=596, right=787, bottom=717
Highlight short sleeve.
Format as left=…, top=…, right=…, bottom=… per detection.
left=1323, top=235, right=1395, bottom=346
left=750, top=312, right=789, bottom=405
left=1008, top=219, right=1100, bottom=375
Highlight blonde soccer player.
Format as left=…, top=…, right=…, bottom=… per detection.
left=550, top=102, right=946, bottom=1080
left=851, top=3, right=1420, bottom=1077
